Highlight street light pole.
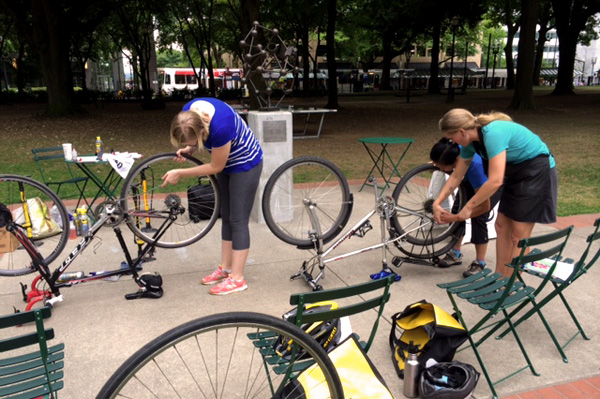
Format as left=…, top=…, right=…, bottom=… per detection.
left=447, top=16, right=459, bottom=102
left=591, top=57, right=597, bottom=85
left=462, top=41, right=469, bottom=93
left=484, top=33, right=491, bottom=89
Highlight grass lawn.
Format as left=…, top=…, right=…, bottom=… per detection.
left=1, top=87, right=598, bottom=216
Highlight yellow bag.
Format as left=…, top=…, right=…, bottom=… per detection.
left=12, top=198, right=62, bottom=239
left=389, top=300, right=467, bottom=379
left=281, top=335, right=394, bottom=399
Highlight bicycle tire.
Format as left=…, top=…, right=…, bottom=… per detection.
left=120, top=153, right=220, bottom=248
left=262, top=156, right=352, bottom=248
left=0, top=174, right=69, bottom=276
left=97, top=311, right=344, bottom=399
left=391, top=164, right=464, bottom=256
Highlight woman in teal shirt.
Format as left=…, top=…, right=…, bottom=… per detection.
left=432, top=108, right=557, bottom=277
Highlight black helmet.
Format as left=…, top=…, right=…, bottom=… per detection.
left=420, top=361, right=480, bottom=399
left=274, top=301, right=342, bottom=360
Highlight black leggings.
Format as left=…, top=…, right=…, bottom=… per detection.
left=217, top=161, right=263, bottom=250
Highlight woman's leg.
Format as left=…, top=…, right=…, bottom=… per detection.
left=221, top=163, right=262, bottom=280
left=495, top=212, right=535, bottom=277
left=217, top=173, right=233, bottom=271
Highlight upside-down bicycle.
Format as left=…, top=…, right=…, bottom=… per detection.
left=261, top=156, right=466, bottom=290
left=0, top=153, right=221, bottom=310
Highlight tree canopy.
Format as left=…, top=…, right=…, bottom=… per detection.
left=1, top=0, right=600, bottom=115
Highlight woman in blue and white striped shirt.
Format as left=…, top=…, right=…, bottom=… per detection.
left=163, top=98, right=263, bottom=295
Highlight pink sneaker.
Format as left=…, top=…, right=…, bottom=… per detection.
left=201, top=266, right=229, bottom=285
left=209, top=277, right=248, bottom=295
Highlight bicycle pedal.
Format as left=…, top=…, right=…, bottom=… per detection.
left=19, top=282, right=28, bottom=302
left=351, top=220, right=373, bottom=238
left=391, top=256, right=403, bottom=268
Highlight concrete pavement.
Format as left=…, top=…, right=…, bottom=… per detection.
left=0, top=182, right=598, bottom=398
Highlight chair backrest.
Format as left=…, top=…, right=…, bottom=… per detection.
left=509, top=226, right=573, bottom=291
left=288, top=276, right=394, bottom=352
left=573, top=217, right=600, bottom=277
left=0, top=307, right=64, bottom=399
left=31, top=146, right=72, bottom=185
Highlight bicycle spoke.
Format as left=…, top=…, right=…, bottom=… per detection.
left=98, top=313, right=343, bottom=399
left=0, top=175, right=69, bottom=276
left=121, top=154, right=219, bottom=248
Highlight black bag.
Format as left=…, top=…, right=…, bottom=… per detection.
left=187, top=182, right=218, bottom=222
left=389, top=300, right=468, bottom=379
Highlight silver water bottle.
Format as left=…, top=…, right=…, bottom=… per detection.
left=403, top=341, right=420, bottom=398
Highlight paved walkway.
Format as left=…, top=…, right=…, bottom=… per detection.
left=502, top=375, right=600, bottom=399
left=502, top=213, right=600, bottom=399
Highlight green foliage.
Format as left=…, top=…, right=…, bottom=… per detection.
left=156, top=49, right=189, bottom=68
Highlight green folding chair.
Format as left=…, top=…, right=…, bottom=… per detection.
left=437, top=226, right=573, bottom=399
left=31, top=146, right=90, bottom=209
left=0, top=307, right=65, bottom=399
left=248, top=276, right=394, bottom=380
left=495, top=218, right=600, bottom=362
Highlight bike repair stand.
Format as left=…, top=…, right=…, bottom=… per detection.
left=370, top=203, right=402, bottom=282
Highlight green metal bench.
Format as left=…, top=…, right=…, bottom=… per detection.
left=0, top=307, right=64, bottom=399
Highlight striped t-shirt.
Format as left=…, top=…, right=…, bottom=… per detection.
left=182, top=98, right=263, bottom=173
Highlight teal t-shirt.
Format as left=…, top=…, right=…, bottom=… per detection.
left=460, top=120, right=555, bottom=168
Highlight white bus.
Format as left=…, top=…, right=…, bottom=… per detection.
left=158, top=67, right=243, bottom=93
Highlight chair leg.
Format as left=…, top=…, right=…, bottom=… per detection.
left=557, top=290, right=590, bottom=341
left=501, top=309, right=540, bottom=377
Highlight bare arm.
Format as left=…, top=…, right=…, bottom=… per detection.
left=432, top=157, right=471, bottom=223
left=452, top=151, right=505, bottom=222
left=161, top=142, right=231, bottom=187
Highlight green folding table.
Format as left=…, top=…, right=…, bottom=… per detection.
left=358, top=137, right=414, bottom=193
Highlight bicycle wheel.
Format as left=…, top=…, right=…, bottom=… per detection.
left=0, top=174, right=69, bottom=276
left=262, top=156, right=352, bottom=248
left=391, top=164, right=464, bottom=256
left=120, top=153, right=220, bottom=248
left=97, top=312, right=344, bottom=399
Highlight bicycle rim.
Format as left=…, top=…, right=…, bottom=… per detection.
left=262, top=156, right=352, bottom=247
left=391, top=164, right=464, bottom=248
left=0, top=175, right=69, bottom=276
left=97, top=312, right=344, bottom=399
left=121, top=153, right=219, bottom=248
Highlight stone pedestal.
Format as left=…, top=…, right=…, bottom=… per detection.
left=248, top=110, right=293, bottom=224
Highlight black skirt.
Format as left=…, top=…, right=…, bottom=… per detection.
left=498, top=155, right=557, bottom=223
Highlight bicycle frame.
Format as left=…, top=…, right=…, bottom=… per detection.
left=8, top=202, right=178, bottom=311
left=294, top=178, right=437, bottom=290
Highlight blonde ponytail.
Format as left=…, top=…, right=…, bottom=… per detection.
left=439, top=108, right=512, bottom=132
left=475, top=111, right=512, bottom=126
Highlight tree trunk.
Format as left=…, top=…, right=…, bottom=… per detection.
left=552, top=32, right=578, bottom=95
left=31, top=1, right=77, bottom=115
left=428, top=20, right=441, bottom=94
left=380, top=31, right=393, bottom=91
left=533, top=5, right=551, bottom=86
left=504, top=28, right=517, bottom=90
left=509, top=0, right=537, bottom=110
left=325, top=0, right=339, bottom=109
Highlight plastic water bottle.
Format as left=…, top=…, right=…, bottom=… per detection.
left=403, top=341, right=420, bottom=398
left=73, top=212, right=81, bottom=236
left=79, top=208, right=89, bottom=236
left=95, top=136, right=104, bottom=160
left=69, top=219, right=77, bottom=240
left=57, top=271, right=85, bottom=283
